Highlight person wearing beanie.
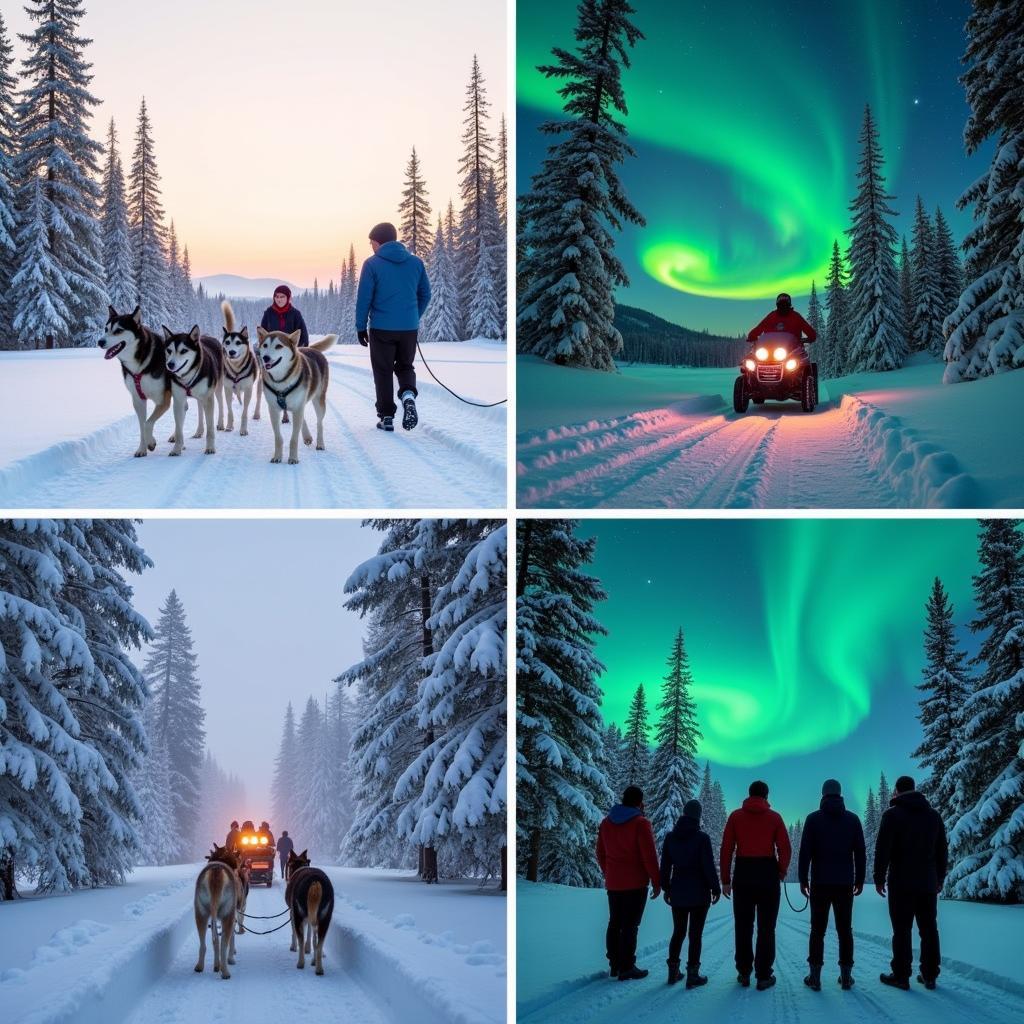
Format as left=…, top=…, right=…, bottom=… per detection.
left=259, top=285, right=310, bottom=422
left=720, top=780, right=791, bottom=990
left=797, top=779, right=866, bottom=992
left=354, top=221, right=432, bottom=432
left=596, top=785, right=661, bottom=982
left=225, top=820, right=240, bottom=852
left=659, top=799, right=721, bottom=987
left=873, top=775, right=948, bottom=992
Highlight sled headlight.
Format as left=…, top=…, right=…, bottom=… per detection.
left=744, top=359, right=756, bottom=371
left=260, top=837, right=268, bottom=845
left=773, top=347, right=788, bottom=361
left=785, top=358, right=798, bottom=371
left=241, top=837, right=250, bottom=845
left=755, top=347, right=769, bottom=361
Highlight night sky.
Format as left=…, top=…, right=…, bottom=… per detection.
left=579, top=518, right=986, bottom=823
left=518, top=0, right=985, bottom=335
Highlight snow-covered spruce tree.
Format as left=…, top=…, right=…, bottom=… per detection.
left=898, top=236, right=914, bottom=354
left=910, top=196, right=944, bottom=356
left=327, top=684, right=355, bottom=854
left=131, top=702, right=176, bottom=865
left=806, top=280, right=823, bottom=338
left=621, top=683, right=651, bottom=797
left=455, top=55, right=496, bottom=332
left=166, top=221, right=186, bottom=327
left=290, top=695, right=323, bottom=850
left=420, top=215, right=462, bottom=343
left=271, top=701, right=299, bottom=832
left=193, top=750, right=245, bottom=859
left=932, top=205, right=962, bottom=312
left=395, top=520, right=507, bottom=881
left=517, top=0, right=645, bottom=371
left=947, top=520, right=1024, bottom=900
left=127, top=97, right=171, bottom=329
left=943, top=2, right=1024, bottom=382
left=648, top=628, right=702, bottom=842
left=100, top=119, right=134, bottom=314
left=697, top=761, right=727, bottom=861
left=821, top=239, right=850, bottom=377
left=845, top=104, right=905, bottom=372
left=786, top=821, right=803, bottom=881
left=878, top=771, right=891, bottom=815
left=601, top=722, right=626, bottom=806
left=180, top=244, right=196, bottom=326
left=399, top=146, right=432, bottom=259
left=466, top=171, right=505, bottom=340
left=0, top=12, right=17, bottom=347
left=12, top=0, right=107, bottom=348
left=517, top=519, right=610, bottom=886
left=913, top=576, right=971, bottom=833
left=863, top=786, right=879, bottom=860
left=497, top=113, right=508, bottom=226
left=142, top=589, right=206, bottom=858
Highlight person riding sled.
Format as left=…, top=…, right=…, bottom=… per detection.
left=261, top=285, right=309, bottom=423
left=355, top=222, right=431, bottom=433
left=659, top=799, right=721, bottom=988
left=747, top=292, right=817, bottom=348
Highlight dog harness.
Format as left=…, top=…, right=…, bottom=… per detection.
left=262, top=374, right=301, bottom=411
left=173, top=361, right=205, bottom=397
left=129, top=371, right=148, bottom=401
left=225, top=356, right=255, bottom=386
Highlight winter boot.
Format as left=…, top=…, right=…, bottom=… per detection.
left=685, top=964, right=708, bottom=989
left=916, top=974, right=937, bottom=990
left=400, top=391, right=418, bottom=431
left=667, top=959, right=683, bottom=985
left=756, top=975, right=776, bottom=991
left=879, top=973, right=910, bottom=991
left=804, top=964, right=822, bottom=991
left=737, top=972, right=751, bottom=987
left=377, top=416, right=394, bottom=432
left=618, top=966, right=649, bottom=982
left=839, top=965, right=854, bottom=990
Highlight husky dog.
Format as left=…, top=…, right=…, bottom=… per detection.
left=284, top=849, right=333, bottom=975
left=255, top=327, right=337, bottom=464
left=163, top=326, right=225, bottom=456
left=98, top=305, right=172, bottom=457
left=234, top=861, right=250, bottom=935
left=194, top=845, right=244, bottom=979
left=219, top=300, right=261, bottom=435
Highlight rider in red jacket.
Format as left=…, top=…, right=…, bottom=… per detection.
left=747, top=293, right=817, bottom=345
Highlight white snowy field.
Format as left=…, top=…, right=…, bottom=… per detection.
left=0, top=342, right=506, bottom=509
left=0, top=865, right=506, bottom=1024
left=517, top=881, right=1024, bottom=1023
left=516, top=354, right=1024, bottom=509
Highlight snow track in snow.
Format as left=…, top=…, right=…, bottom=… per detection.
left=517, top=391, right=976, bottom=509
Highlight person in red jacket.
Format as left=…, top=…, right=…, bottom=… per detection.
left=747, top=292, right=817, bottom=346
left=596, top=785, right=661, bottom=981
left=720, top=780, right=792, bottom=990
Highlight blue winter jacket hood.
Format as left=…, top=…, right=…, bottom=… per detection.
left=355, top=241, right=431, bottom=332
left=607, top=804, right=643, bottom=825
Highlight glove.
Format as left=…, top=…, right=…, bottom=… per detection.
left=358, top=330, right=369, bottom=347
left=800, top=882, right=809, bottom=898
left=711, top=892, right=721, bottom=906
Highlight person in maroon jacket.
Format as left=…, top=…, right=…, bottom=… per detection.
left=596, top=785, right=661, bottom=981
left=720, top=780, right=792, bottom=990
left=747, top=292, right=817, bottom=346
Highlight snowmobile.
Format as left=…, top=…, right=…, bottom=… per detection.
left=734, top=331, right=818, bottom=413
left=237, top=825, right=275, bottom=886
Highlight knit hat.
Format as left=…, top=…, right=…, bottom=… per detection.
left=369, top=222, right=398, bottom=244
left=273, top=284, right=291, bottom=301
left=822, top=779, right=842, bottom=797
left=683, top=799, right=702, bottom=821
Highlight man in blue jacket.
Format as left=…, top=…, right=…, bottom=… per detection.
left=798, top=779, right=866, bottom=992
left=355, top=222, right=432, bottom=432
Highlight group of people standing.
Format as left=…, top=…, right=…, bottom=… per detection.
left=597, top=775, right=948, bottom=993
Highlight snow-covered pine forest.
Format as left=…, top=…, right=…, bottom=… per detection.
left=517, top=518, right=1024, bottom=904
left=0, top=3, right=506, bottom=350
left=517, top=1, right=1023, bottom=381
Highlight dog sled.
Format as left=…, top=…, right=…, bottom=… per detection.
left=237, top=824, right=275, bottom=886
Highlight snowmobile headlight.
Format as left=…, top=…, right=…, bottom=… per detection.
left=755, top=347, right=769, bottom=361
left=785, top=358, right=798, bottom=371
left=744, top=359, right=756, bottom=371
left=241, top=836, right=250, bottom=845
left=773, top=347, right=788, bottom=360
left=260, top=836, right=268, bottom=845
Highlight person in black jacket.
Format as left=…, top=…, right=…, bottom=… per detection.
left=798, top=779, right=866, bottom=992
left=276, top=830, right=295, bottom=878
left=260, top=285, right=309, bottom=423
left=659, top=799, right=721, bottom=988
left=873, top=775, right=948, bottom=991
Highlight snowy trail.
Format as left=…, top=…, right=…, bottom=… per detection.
left=520, top=901, right=1024, bottom=1024
left=517, top=391, right=971, bottom=509
left=0, top=345, right=506, bottom=509
left=123, top=884, right=391, bottom=1024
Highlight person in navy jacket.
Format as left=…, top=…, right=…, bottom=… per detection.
left=261, top=285, right=309, bottom=347
left=355, top=222, right=431, bottom=432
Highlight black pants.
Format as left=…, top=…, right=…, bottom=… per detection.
left=606, top=888, right=648, bottom=973
left=369, top=328, right=418, bottom=417
left=669, top=903, right=710, bottom=966
left=808, top=883, right=854, bottom=966
left=888, top=888, right=940, bottom=981
left=732, top=859, right=781, bottom=980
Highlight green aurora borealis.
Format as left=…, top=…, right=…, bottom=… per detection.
left=518, top=0, right=978, bottom=333
left=579, top=519, right=984, bottom=820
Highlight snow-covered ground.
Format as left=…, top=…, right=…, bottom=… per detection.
left=516, top=355, right=1024, bottom=508
left=0, top=342, right=506, bottom=509
left=517, top=881, right=1024, bottom=1023
left=0, top=865, right=505, bottom=1024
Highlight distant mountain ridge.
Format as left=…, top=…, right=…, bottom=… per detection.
left=196, top=274, right=304, bottom=299
left=614, top=303, right=746, bottom=367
